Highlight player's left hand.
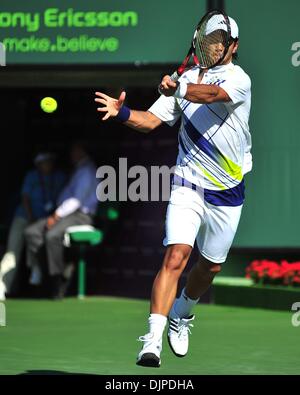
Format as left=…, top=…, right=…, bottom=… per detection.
left=159, top=75, right=178, bottom=97
left=95, top=91, right=126, bottom=121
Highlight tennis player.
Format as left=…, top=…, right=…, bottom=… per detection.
left=95, top=15, right=251, bottom=368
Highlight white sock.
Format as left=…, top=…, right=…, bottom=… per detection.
left=148, top=313, right=167, bottom=339
left=172, top=288, right=200, bottom=318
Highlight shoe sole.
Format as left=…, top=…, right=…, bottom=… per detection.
left=136, top=353, right=161, bottom=368
left=167, top=333, right=187, bottom=358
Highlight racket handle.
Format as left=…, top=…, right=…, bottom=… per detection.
left=170, top=71, right=180, bottom=82
left=158, top=71, right=180, bottom=94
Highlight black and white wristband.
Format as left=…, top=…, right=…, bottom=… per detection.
left=115, top=105, right=131, bottom=122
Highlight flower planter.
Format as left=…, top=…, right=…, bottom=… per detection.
left=212, top=277, right=300, bottom=311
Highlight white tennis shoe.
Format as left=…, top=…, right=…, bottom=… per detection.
left=168, top=313, right=195, bottom=357
left=136, top=332, right=162, bottom=368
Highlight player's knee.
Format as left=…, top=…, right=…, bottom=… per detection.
left=197, top=257, right=222, bottom=275
left=209, top=264, right=222, bottom=274
left=164, top=247, right=189, bottom=273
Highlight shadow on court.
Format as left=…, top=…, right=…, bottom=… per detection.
left=19, top=370, right=98, bottom=375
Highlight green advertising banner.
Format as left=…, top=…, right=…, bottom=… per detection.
left=0, top=0, right=204, bottom=64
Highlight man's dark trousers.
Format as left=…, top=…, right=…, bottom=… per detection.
left=24, top=211, right=93, bottom=276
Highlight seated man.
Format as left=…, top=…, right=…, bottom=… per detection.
left=24, top=141, right=98, bottom=299
left=0, top=152, right=65, bottom=301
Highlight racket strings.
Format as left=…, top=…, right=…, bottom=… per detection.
left=166, top=11, right=231, bottom=84
left=194, top=15, right=230, bottom=69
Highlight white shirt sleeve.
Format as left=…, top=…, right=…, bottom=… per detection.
left=219, top=72, right=251, bottom=107
left=55, top=198, right=81, bottom=218
left=148, top=94, right=182, bottom=126
left=243, top=151, right=253, bottom=175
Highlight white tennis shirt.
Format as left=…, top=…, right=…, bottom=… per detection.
left=148, top=62, right=252, bottom=205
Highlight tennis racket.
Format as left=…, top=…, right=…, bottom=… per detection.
left=159, top=10, right=232, bottom=93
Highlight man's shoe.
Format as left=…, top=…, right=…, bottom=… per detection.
left=49, top=275, right=63, bottom=300
left=59, top=263, right=76, bottom=298
left=136, top=333, right=162, bottom=368
left=168, top=314, right=195, bottom=357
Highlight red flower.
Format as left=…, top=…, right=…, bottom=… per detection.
left=245, top=259, right=300, bottom=287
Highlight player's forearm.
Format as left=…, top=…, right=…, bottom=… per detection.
left=184, top=83, right=230, bottom=104
left=95, top=91, right=162, bottom=131
left=123, top=110, right=161, bottom=133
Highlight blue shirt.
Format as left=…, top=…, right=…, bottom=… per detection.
left=57, top=158, right=98, bottom=215
left=16, top=169, right=66, bottom=220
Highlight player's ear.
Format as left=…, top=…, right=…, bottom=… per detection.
left=232, top=39, right=239, bottom=54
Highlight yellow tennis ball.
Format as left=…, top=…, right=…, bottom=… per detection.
left=40, top=97, right=57, bottom=113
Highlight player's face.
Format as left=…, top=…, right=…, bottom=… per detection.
left=205, top=30, right=226, bottom=64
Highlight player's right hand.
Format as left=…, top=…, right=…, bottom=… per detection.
left=94, top=91, right=126, bottom=121
left=159, top=75, right=178, bottom=97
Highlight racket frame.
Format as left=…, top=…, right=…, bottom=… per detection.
left=169, top=9, right=232, bottom=82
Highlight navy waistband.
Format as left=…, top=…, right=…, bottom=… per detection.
left=171, top=175, right=245, bottom=207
